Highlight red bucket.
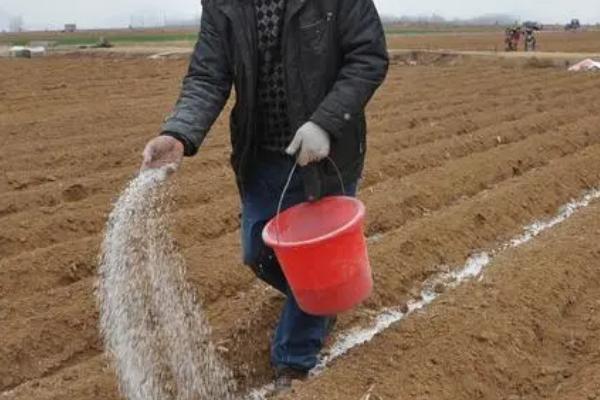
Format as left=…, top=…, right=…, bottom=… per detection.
left=263, top=196, right=372, bottom=316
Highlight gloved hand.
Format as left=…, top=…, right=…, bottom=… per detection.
left=141, top=136, right=184, bottom=172
left=285, top=121, right=331, bottom=167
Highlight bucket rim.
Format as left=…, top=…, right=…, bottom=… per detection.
left=262, top=196, right=365, bottom=248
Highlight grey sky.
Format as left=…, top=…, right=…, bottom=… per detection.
left=1, top=0, right=599, bottom=30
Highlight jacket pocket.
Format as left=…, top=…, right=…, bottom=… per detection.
left=298, top=14, right=335, bottom=110
left=299, top=14, right=332, bottom=54
left=300, top=18, right=325, bottom=30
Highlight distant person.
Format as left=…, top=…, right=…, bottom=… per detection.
left=524, top=28, right=537, bottom=51
left=140, top=0, right=389, bottom=392
left=505, top=27, right=521, bottom=51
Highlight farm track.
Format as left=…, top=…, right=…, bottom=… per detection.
left=2, top=54, right=600, bottom=399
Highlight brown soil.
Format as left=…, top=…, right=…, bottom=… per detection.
left=1, top=52, right=600, bottom=399
left=282, top=200, right=600, bottom=400
left=388, top=30, right=600, bottom=54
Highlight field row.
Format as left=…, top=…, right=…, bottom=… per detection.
left=2, top=54, right=600, bottom=399
left=387, top=30, right=600, bottom=53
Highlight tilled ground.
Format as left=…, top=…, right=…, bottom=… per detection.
left=387, top=30, right=600, bottom=53
left=1, top=53, right=600, bottom=399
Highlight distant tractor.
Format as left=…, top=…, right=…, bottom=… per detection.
left=565, top=19, right=581, bottom=31
left=523, top=21, right=543, bottom=31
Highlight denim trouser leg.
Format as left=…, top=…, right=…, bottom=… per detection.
left=241, top=155, right=356, bottom=372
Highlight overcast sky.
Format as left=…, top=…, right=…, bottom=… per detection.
left=1, top=0, right=599, bottom=30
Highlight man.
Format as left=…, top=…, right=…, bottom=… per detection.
left=524, top=27, right=537, bottom=52
left=141, top=0, right=388, bottom=390
left=505, top=27, right=521, bottom=52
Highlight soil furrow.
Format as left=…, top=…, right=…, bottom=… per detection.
left=4, top=139, right=600, bottom=397
left=281, top=199, right=600, bottom=400
left=3, top=139, right=600, bottom=392
left=2, top=108, right=594, bottom=301
left=3, top=52, right=600, bottom=399
left=5, top=102, right=599, bottom=260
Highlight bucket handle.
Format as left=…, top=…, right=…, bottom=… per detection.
left=274, top=156, right=346, bottom=243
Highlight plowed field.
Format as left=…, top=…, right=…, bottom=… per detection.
left=2, top=53, right=600, bottom=399
left=388, top=30, right=600, bottom=53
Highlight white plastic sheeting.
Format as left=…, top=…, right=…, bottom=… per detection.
left=9, top=45, right=47, bottom=58
left=569, top=58, right=600, bottom=71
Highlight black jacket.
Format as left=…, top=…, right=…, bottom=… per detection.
left=162, top=0, right=389, bottom=191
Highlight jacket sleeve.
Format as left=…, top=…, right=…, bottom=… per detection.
left=161, top=2, right=233, bottom=156
left=310, top=0, right=389, bottom=139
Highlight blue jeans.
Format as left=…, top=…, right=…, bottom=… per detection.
left=241, top=153, right=356, bottom=372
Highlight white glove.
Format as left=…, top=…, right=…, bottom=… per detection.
left=285, top=121, right=331, bottom=167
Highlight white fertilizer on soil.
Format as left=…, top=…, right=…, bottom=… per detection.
left=318, top=188, right=600, bottom=371
left=97, top=166, right=600, bottom=400
left=97, top=167, right=236, bottom=400
left=247, top=188, right=600, bottom=399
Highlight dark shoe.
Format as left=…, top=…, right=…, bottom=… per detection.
left=274, top=367, right=308, bottom=394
